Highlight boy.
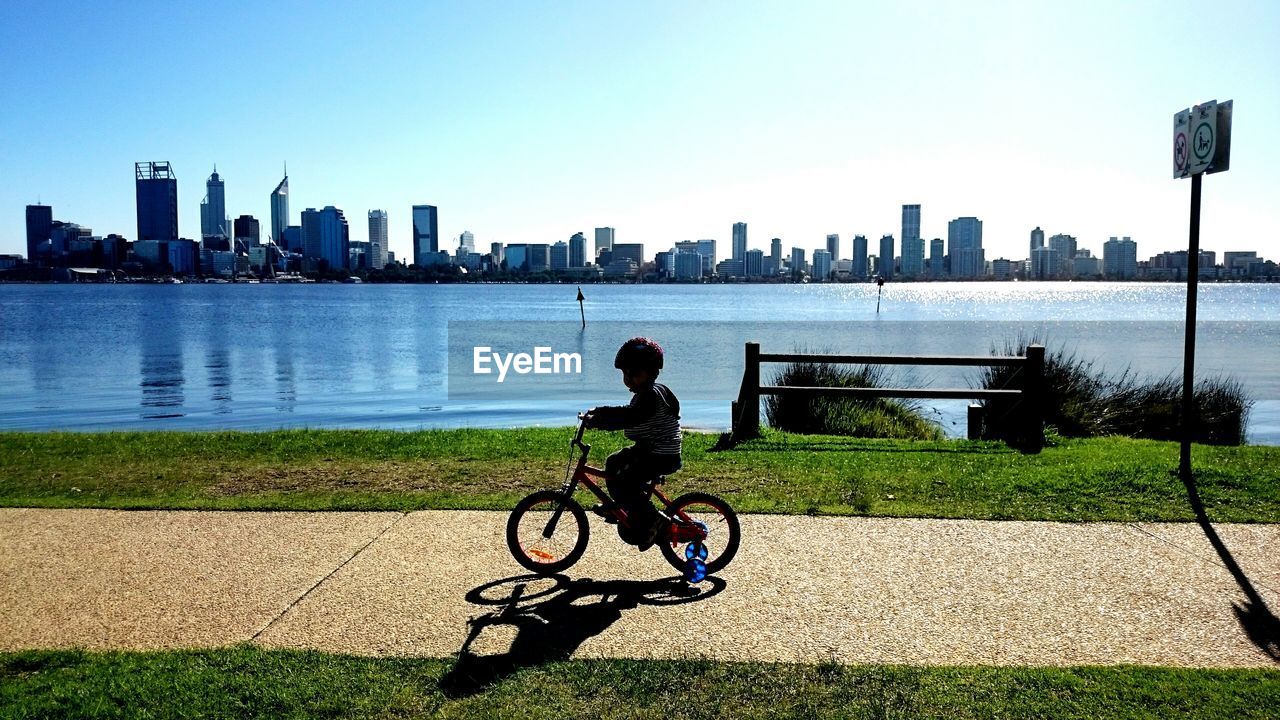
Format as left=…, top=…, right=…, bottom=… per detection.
left=584, top=337, right=682, bottom=551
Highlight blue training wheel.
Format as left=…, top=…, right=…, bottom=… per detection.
left=684, top=541, right=708, bottom=561
left=683, top=557, right=708, bottom=583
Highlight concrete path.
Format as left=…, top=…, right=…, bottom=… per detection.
left=1, top=508, right=1278, bottom=668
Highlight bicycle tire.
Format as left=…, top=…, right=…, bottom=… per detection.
left=506, top=489, right=590, bottom=575
left=660, top=491, right=740, bottom=575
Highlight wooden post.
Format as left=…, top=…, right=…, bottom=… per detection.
left=739, top=342, right=761, bottom=440
left=1024, top=344, right=1046, bottom=452
left=967, top=403, right=983, bottom=440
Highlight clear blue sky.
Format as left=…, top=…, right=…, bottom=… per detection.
left=2, top=0, right=1277, bottom=262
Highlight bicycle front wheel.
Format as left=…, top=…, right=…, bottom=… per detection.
left=660, top=491, right=740, bottom=575
left=506, top=490, right=590, bottom=575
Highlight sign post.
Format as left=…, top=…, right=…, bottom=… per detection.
left=1173, top=99, right=1232, bottom=483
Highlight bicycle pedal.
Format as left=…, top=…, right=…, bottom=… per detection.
left=590, top=503, right=619, bottom=523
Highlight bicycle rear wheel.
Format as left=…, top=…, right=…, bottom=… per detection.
left=660, top=492, right=740, bottom=575
left=506, top=490, right=590, bottom=575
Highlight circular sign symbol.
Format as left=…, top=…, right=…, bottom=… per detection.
left=1193, top=121, right=1214, bottom=161
left=1174, top=132, right=1188, bottom=171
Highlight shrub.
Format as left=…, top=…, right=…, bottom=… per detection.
left=764, top=361, right=943, bottom=440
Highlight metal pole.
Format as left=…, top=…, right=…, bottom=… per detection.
left=1180, top=172, right=1202, bottom=481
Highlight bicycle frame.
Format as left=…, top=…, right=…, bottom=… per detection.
left=540, top=417, right=708, bottom=545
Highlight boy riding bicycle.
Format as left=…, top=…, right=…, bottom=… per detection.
left=583, top=337, right=681, bottom=551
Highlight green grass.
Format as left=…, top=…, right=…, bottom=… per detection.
left=2, top=429, right=1279, bottom=522
left=2, top=647, right=1277, bottom=719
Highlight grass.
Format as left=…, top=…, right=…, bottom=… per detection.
left=2, top=647, right=1278, bottom=719
left=2, top=428, right=1279, bottom=522
left=765, top=361, right=944, bottom=440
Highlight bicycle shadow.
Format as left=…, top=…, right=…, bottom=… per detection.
left=439, top=573, right=726, bottom=698
left=1180, top=471, right=1280, bottom=662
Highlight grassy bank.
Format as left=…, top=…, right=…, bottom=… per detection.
left=2, top=429, right=1278, bottom=522
left=2, top=648, right=1278, bottom=719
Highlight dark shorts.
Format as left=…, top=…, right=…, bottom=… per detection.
left=603, top=445, right=682, bottom=518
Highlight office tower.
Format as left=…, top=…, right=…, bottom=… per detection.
left=746, top=248, right=764, bottom=277
left=135, top=161, right=178, bottom=241
left=732, top=222, right=747, bottom=261
left=168, top=239, right=198, bottom=275
left=367, top=210, right=388, bottom=269
left=270, top=172, right=289, bottom=244
left=1031, top=246, right=1059, bottom=279
left=947, top=217, right=984, bottom=278
left=878, top=235, right=895, bottom=279
left=770, top=238, right=782, bottom=274
left=527, top=244, right=551, bottom=271
left=301, top=206, right=350, bottom=270
left=594, top=227, right=614, bottom=259
left=200, top=167, right=227, bottom=242
left=490, top=242, right=503, bottom=264
left=674, top=250, right=702, bottom=280
left=412, top=205, right=439, bottom=266
left=281, top=226, right=302, bottom=254
left=612, top=243, right=644, bottom=266
left=569, top=232, right=586, bottom=267
left=825, top=234, right=840, bottom=262
left=813, top=249, right=832, bottom=281
left=929, top=238, right=944, bottom=278
left=25, top=204, right=53, bottom=263
left=459, top=230, right=475, bottom=253
left=902, top=204, right=921, bottom=245
left=504, top=244, right=528, bottom=271
left=1103, top=236, right=1138, bottom=279
left=1049, top=233, right=1077, bottom=277
left=233, top=215, right=260, bottom=247
left=851, top=235, right=868, bottom=279
left=790, top=247, right=805, bottom=274
left=1030, top=226, right=1045, bottom=252
left=992, top=258, right=1015, bottom=280
left=550, top=241, right=569, bottom=270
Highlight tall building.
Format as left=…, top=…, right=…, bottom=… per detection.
left=594, top=227, right=614, bottom=259
left=550, top=241, right=569, bottom=270
left=1030, top=226, right=1045, bottom=252
left=458, top=230, right=475, bottom=253
left=569, top=232, right=586, bottom=267
left=1031, top=246, right=1059, bottom=279
left=270, top=172, right=289, bottom=245
left=825, top=234, right=840, bottom=262
left=947, top=217, right=984, bottom=278
left=25, top=204, right=53, bottom=263
left=813, top=249, right=832, bottom=281
left=200, top=167, right=227, bottom=241
left=790, top=247, right=805, bottom=275
left=929, top=238, right=945, bottom=278
left=412, top=205, right=439, bottom=266
left=1048, top=233, right=1077, bottom=277
left=732, top=222, right=747, bottom=261
left=878, top=235, right=895, bottom=280
left=612, top=243, right=644, bottom=266
left=1103, top=236, right=1137, bottom=279
left=367, top=210, right=388, bottom=269
left=902, top=204, right=921, bottom=244
left=770, top=238, right=782, bottom=275
left=851, top=235, right=868, bottom=279
left=746, top=248, right=764, bottom=277
left=301, top=206, right=350, bottom=271
left=232, top=215, right=260, bottom=247
left=490, top=242, right=503, bottom=265
left=135, top=161, right=178, bottom=242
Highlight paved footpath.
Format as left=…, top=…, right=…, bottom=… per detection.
left=2, top=508, right=1278, bottom=668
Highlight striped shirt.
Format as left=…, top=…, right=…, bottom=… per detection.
left=591, top=382, right=682, bottom=456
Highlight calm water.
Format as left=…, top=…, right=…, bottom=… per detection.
left=1, top=282, right=1277, bottom=443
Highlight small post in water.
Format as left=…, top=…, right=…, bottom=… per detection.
left=576, top=286, right=586, bottom=329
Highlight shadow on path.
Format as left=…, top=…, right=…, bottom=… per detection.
left=440, top=573, right=726, bottom=698
left=1181, top=471, right=1280, bottom=663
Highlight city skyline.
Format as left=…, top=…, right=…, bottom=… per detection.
left=2, top=2, right=1278, bottom=262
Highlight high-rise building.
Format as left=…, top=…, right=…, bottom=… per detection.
left=1103, top=236, right=1137, bottom=279
left=490, top=242, right=503, bottom=265
left=200, top=168, right=227, bottom=241
left=367, top=210, right=388, bottom=270
left=929, top=238, right=945, bottom=278
left=851, top=235, right=868, bottom=279
left=1031, top=246, right=1059, bottom=279
left=612, top=243, right=644, bottom=266
left=1030, top=226, right=1045, bottom=252
left=825, top=234, right=840, bottom=262
left=947, top=217, right=984, bottom=278
left=770, top=238, right=782, bottom=275
left=813, top=249, right=832, bottom=281
left=569, top=232, right=586, bottom=267
left=550, top=241, right=569, bottom=270
left=902, top=204, right=921, bottom=244
left=732, top=222, right=747, bottom=261
left=412, top=205, right=439, bottom=266
left=301, top=206, right=350, bottom=271
left=594, top=227, right=614, bottom=259
left=25, top=204, right=53, bottom=263
left=674, top=250, right=702, bottom=280
left=233, top=215, right=260, bottom=247
left=135, top=161, right=178, bottom=242
left=746, top=248, right=764, bottom=277
left=527, top=244, right=551, bottom=272
left=878, top=235, right=895, bottom=280
left=790, top=247, right=805, bottom=275
left=459, top=230, right=475, bottom=253
left=270, top=173, right=289, bottom=245
left=1049, top=233, right=1077, bottom=277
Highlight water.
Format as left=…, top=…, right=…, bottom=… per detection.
left=1, top=282, right=1277, bottom=442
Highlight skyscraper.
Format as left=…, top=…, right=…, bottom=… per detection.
left=458, top=230, right=475, bottom=253
left=825, top=234, right=840, bottom=262
left=1030, top=226, right=1045, bottom=252
left=569, top=232, right=586, bottom=267
left=25, top=204, right=53, bottom=263
left=732, top=222, right=747, bottom=261
left=301, top=206, right=350, bottom=271
left=902, top=204, right=921, bottom=245
left=412, top=205, right=439, bottom=266
left=851, top=235, right=868, bottom=279
left=790, top=247, right=805, bottom=275
left=594, top=227, right=614, bottom=259
left=368, top=210, right=388, bottom=269
left=878, top=235, right=895, bottom=280
left=929, top=238, right=945, bottom=278
left=947, top=217, right=984, bottom=278
left=270, top=173, right=289, bottom=245
left=901, top=204, right=923, bottom=277
left=770, top=238, right=782, bottom=275
left=232, top=215, right=260, bottom=247
left=1103, top=236, right=1138, bottom=280
left=135, top=161, right=178, bottom=242
left=200, top=167, right=227, bottom=242
left=550, top=241, right=569, bottom=270
left=813, top=249, right=832, bottom=281
left=1049, top=233, right=1077, bottom=277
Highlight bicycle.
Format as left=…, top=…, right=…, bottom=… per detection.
left=506, top=413, right=740, bottom=583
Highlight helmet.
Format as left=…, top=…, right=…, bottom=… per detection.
left=614, top=337, right=664, bottom=372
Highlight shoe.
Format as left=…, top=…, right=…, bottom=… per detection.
left=590, top=502, right=619, bottom=524
left=637, top=518, right=666, bottom=552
